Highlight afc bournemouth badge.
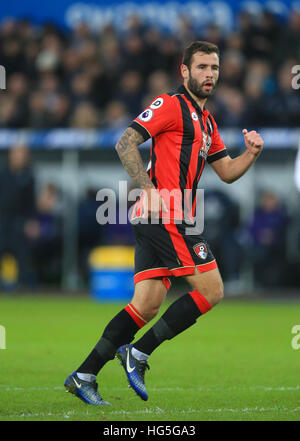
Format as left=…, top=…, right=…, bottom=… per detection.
left=193, top=243, right=208, bottom=260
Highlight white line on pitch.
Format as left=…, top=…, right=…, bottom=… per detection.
left=4, top=406, right=300, bottom=419
left=1, top=385, right=300, bottom=392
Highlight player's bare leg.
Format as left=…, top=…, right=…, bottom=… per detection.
left=130, top=278, right=168, bottom=321
left=185, top=267, right=224, bottom=307
left=126, top=266, right=224, bottom=400
left=116, top=278, right=168, bottom=400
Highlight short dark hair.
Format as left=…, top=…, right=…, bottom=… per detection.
left=182, top=41, right=219, bottom=69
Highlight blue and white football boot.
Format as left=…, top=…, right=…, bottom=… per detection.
left=64, top=372, right=111, bottom=406
left=117, top=344, right=150, bottom=401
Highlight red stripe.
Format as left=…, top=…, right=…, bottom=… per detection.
left=162, top=277, right=171, bottom=290
left=171, top=266, right=196, bottom=276
left=134, top=270, right=171, bottom=291
left=134, top=268, right=171, bottom=284
left=134, top=261, right=217, bottom=286
left=189, top=290, right=212, bottom=314
left=196, top=260, right=217, bottom=273
left=163, top=222, right=194, bottom=267
left=128, top=302, right=145, bottom=319
left=124, top=304, right=147, bottom=328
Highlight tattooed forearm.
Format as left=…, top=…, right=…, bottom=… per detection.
left=115, top=127, right=154, bottom=189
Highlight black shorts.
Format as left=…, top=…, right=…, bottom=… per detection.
left=132, top=221, right=217, bottom=290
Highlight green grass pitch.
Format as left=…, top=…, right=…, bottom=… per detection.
left=0, top=294, right=300, bottom=421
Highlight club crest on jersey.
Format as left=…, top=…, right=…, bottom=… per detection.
left=199, top=131, right=211, bottom=159
left=193, top=243, right=208, bottom=260
left=191, top=112, right=198, bottom=121
left=138, top=109, right=153, bottom=122
left=150, top=98, right=164, bottom=109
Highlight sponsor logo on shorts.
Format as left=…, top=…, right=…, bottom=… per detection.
left=193, top=243, right=208, bottom=260
left=138, top=109, right=153, bottom=122
left=150, top=98, right=164, bottom=109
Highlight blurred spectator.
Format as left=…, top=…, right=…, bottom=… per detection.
left=7, top=73, right=29, bottom=127
left=159, top=36, right=181, bottom=77
left=78, top=188, right=104, bottom=280
left=121, top=34, right=147, bottom=76
left=70, top=101, right=100, bottom=128
left=35, top=32, right=63, bottom=73
left=70, top=72, right=93, bottom=104
left=141, top=70, right=172, bottom=109
left=202, top=24, right=225, bottom=50
left=0, top=144, right=36, bottom=288
left=102, top=205, right=135, bottom=247
left=204, top=189, right=240, bottom=285
left=103, top=100, right=130, bottom=129
left=213, top=86, right=249, bottom=127
left=1, top=36, right=24, bottom=76
left=28, top=91, right=48, bottom=128
left=28, top=183, right=62, bottom=284
left=244, top=191, right=289, bottom=288
left=176, top=16, right=197, bottom=45
left=115, top=70, right=144, bottom=116
left=147, top=70, right=172, bottom=97
left=263, top=60, right=300, bottom=126
left=220, top=51, right=245, bottom=89
left=276, top=11, right=300, bottom=64
left=0, top=95, right=19, bottom=127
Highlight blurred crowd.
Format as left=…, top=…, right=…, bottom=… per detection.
left=0, top=9, right=300, bottom=130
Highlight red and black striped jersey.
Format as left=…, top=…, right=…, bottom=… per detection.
left=130, top=85, right=228, bottom=223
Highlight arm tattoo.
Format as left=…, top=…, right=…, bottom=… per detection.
left=115, top=127, right=154, bottom=189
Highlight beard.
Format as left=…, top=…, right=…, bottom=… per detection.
left=187, top=74, right=216, bottom=99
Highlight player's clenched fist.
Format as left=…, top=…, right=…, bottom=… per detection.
left=242, top=129, right=264, bottom=157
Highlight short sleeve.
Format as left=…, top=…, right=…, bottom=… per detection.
left=207, top=116, right=228, bottom=164
left=129, top=94, right=179, bottom=141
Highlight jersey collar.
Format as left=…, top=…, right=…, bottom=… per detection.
left=176, top=84, right=209, bottom=116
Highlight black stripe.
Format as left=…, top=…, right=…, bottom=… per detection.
left=150, top=138, right=158, bottom=187
left=191, top=157, right=205, bottom=219
left=177, top=96, right=195, bottom=215
left=129, top=121, right=151, bottom=142
left=207, top=115, right=214, bottom=135
left=207, top=149, right=228, bottom=164
left=189, top=112, right=205, bottom=218
left=198, top=112, right=205, bottom=132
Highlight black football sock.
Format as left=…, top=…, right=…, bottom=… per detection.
left=133, top=290, right=212, bottom=356
left=77, top=303, right=147, bottom=375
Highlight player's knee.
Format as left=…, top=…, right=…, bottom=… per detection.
left=131, top=299, right=161, bottom=322
left=142, top=304, right=161, bottom=322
